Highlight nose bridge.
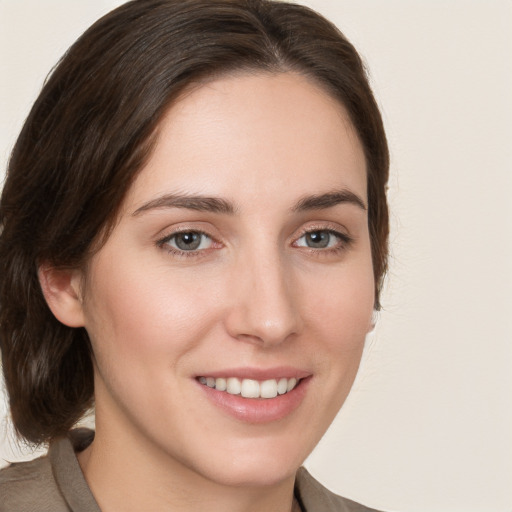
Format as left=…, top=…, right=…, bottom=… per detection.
left=226, top=241, right=301, bottom=346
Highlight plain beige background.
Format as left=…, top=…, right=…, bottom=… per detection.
left=1, top=1, right=511, bottom=511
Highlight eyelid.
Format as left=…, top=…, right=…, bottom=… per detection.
left=293, top=222, right=352, bottom=241
left=156, top=225, right=223, bottom=257
left=291, top=223, right=354, bottom=251
left=155, top=222, right=220, bottom=243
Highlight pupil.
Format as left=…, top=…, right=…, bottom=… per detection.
left=176, top=232, right=201, bottom=250
left=306, top=231, right=329, bottom=248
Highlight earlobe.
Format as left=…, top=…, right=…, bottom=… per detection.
left=38, top=264, right=85, bottom=328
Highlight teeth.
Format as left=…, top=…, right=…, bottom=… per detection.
left=226, top=377, right=241, bottom=395
left=215, top=377, right=227, bottom=391
left=241, top=379, right=260, bottom=398
left=199, top=376, right=300, bottom=398
left=261, top=379, right=278, bottom=398
left=277, top=378, right=288, bottom=395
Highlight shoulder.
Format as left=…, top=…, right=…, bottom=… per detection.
left=0, top=454, right=70, bottom=512
left=295, top=467, right=383, bottom=512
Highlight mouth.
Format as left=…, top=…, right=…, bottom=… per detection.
left=195, top=370, right=311, bottom=423
left=197, top=376, right=299, bottom=399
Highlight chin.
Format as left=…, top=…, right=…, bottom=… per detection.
left=183, top=433, right=311, bottom=489
left=203, top=459, right=299, bottom=489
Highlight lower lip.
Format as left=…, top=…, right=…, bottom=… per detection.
left=197, top=377, right=311, bottom=424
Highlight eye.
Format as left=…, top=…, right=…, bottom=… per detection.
left=162, top=231, right=213, bottom=252
left=294, top=229, right=348, bottom=250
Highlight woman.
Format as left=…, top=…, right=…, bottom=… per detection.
left=0, top=1, right=389, bottom=511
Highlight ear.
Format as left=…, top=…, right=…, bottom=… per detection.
left=38, top=264, right=85, bottom=328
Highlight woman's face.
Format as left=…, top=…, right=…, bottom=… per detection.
left=79, top=72, right=374, bottom=487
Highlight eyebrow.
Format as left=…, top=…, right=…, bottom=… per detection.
left=133, top=193, right=237, bottom=216
left=132, top=188, right=366, bottom=217
left=292, top=189, right=367, bottom=212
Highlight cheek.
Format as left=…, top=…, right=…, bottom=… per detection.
left=82, top=258, right=223, bottom=375
left=304, top=264, right=374, bottom=342
left=300, top=262, right=374, bottom=401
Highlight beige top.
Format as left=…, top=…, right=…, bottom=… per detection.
left=0, top=429, right=381, bottom=512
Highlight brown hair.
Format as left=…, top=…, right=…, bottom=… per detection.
left=0, top=0, right=389, bottom=444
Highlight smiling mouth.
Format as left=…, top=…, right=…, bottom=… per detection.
left=197, top=376, right=300, bottom=399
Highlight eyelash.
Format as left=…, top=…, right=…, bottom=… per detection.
left=156, top=226, right=353, bottom=258
left=157, top=229, right=217, bottom=258
left=293, top=227, right=354, bottom=255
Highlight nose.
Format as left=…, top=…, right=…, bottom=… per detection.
left=224, top=249, right=302, bottom=347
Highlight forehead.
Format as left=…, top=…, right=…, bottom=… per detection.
left=125, top=71, right=367, bottom=211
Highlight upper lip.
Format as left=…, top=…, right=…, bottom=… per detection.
left=196, top=366, right=311, bottom=381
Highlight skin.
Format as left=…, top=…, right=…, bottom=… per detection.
left=41, top=72, right=375, bottom=512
